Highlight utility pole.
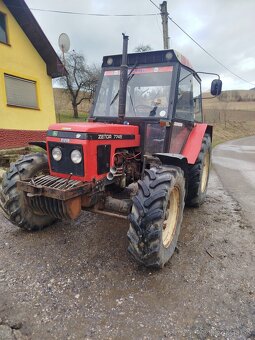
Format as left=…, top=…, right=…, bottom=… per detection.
left=160, top=1, right=169, bottom=49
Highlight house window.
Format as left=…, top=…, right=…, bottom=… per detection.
left=4, top=74, right=38, bottom=109
left=0, top=12, right=8, bottom=44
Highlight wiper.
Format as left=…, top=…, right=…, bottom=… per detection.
left=127, top=87, right=136, bottom=116
left=110, top=91, right=119, bottom=106
left=110, top=63, right=138, bottom=106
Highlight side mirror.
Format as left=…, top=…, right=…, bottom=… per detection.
left=211, top=79, right=222, bottom=96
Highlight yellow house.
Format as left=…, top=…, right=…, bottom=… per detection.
left=0, top=0, right=63, bottom=149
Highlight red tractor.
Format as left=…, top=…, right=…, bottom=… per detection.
left=0, top=35, right=222, bottom=268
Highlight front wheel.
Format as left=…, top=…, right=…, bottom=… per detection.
left=127, top=166, right=185, bottom=268
left=186, top=133, right=211, bottom=207
left=0, top=153, right=56, bottom=231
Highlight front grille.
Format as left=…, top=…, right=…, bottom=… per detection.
left=30, top=175, right=83, bottom=190
left=48, top=142, right=84, bottom=177
left=18, top=174, right=92, bottom=201
left=18, top=175, right=92, bottom=218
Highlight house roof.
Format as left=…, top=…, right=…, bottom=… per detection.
left=3, top=0, right=65, bottom=78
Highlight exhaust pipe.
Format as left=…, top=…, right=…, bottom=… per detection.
left=118, top=33, right=129, bottom=123
left=106, top=166, right=123, bottom=181
left=110, top=166, right=117, bottom=175
left=106, top=172, right=114, bottom=181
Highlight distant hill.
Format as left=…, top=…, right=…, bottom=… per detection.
left=218, top=90, right=255, bottom=102
left=203, top=90, right=255, bottom=109
left=203, top=90, right=255, bottom=123
left=203, top=90, right=255, bottom=103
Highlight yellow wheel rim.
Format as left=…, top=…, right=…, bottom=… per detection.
left=162, top=186, right=180, bottom=248
left=201, top=152, right=210, bottom=193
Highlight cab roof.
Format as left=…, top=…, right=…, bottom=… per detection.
left=102, top=49, right=193, bottom=70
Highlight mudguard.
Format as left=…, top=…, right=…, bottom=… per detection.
left=154, top=123, right=212, bottom=173
left=153, top=153, right=188, bottom=176
left=28, top=141, right=47, bottom=150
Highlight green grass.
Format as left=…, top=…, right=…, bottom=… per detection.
left=55, top=111, right=89, bottom=123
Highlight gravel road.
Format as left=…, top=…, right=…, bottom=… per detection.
left=0, top=170, right=254, bottom=340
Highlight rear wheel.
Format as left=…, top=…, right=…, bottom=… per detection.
left=0, top=153, right=56, bottom=231
left=127, top=165, right=185, bottom=268
left=186, top=133, right=211, bottom=207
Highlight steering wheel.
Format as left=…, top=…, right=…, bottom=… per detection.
left=135, top=104, right=152, bottom=112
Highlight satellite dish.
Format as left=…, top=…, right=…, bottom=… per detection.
left=58, top=33, right=70, bottom=53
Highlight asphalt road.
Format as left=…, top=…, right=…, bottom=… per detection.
left=213, top=136, right=255, bottom=225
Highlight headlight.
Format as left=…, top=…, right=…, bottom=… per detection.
left=52, top=147, right=62, bottom=161
left=71, top=149, right=82, bottom=164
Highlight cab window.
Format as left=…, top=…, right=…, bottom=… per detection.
left=93, top=66, right=173, bottom=118
left=193, top=76, right=202, bottom=122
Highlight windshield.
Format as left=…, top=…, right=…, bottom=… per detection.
left=93, top=66, right=173, bottom=118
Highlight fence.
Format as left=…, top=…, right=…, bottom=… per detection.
left=204, top=109, right=255, bottom=124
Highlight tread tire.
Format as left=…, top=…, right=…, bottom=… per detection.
left=186, top=133, right=211, bottom=207
left=127, top=165, right=185, bottom=268
left=0, top=153, right=56, bottom=231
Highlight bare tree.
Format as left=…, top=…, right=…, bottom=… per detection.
left=58, top=51, right=100, bottom=118
left=134, top=44, right=152, bottom=52
left=86, top=63, right=101, bottom=103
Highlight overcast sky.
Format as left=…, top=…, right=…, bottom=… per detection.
left=25, top=0, right=255, bottom=91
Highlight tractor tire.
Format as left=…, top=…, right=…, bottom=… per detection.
left=186, top=133, right=211, bottom=207
left=127, top=165, right=185, bottom=268
left=0, top=153, right=56, bottom=231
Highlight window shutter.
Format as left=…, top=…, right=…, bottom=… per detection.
left=5, top=75, right=38, bottom=109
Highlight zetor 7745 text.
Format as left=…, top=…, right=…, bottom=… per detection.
left=0, top=35, right=222, bottom=268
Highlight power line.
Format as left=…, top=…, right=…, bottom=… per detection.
left=30, top=8, right=159, bottom=17
left=149, top=0, right=255, bottom=86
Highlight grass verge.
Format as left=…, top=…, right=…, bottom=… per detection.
left=212, top=121, right=255, bottom=147
left=55, top=111, right=89, bottom=123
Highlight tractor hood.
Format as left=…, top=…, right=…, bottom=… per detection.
left=46, top=122, right=140, bottom=182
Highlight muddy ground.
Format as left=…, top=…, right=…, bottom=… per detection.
left=0, top=170, right=254, bottom=340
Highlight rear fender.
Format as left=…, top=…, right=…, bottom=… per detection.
left=181, top=123, right=212, bottom=164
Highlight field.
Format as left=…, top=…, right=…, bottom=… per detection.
left=202, top=90, right=255, bottom=145
left=211, top=121, right=255, bottom=146
left=53, top=88, right=90, bottom=123
left=55, top=111, right=88, bottom=123
left=203, top=89, right=255, bottom=123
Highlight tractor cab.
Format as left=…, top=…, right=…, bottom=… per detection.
left=91, top=49, right=220, bottom=156
left=92, top=50, right=195, bottom=122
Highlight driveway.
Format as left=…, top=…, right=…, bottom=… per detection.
left=0, top=154, right=254, bottom=339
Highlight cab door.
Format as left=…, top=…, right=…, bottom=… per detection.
left=168, top=67, right=202, bottom=154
